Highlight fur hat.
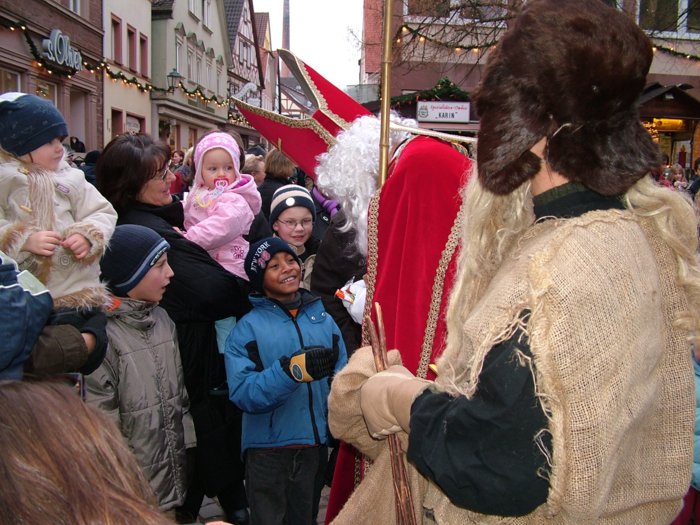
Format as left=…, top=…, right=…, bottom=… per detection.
left=269, top=184, right=316, bottom=225
left=474, top=0, right=660, bottom=196
left=245, top=237, right=301, bottom=293
left=100, top=225, right=170, bottom=297
left=0, top=93, right=68, bottom=157
left=193, top=132, right=241, bottom=187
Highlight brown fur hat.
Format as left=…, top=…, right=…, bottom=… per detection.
left=474, top=0, right=661, bottom=196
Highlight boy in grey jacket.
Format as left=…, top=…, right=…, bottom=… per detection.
left=86, top=224, right=195, bottom=511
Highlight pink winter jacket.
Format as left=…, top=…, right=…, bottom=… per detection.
left=183, top=174, right=262, bottom=279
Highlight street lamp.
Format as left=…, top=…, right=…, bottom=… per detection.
left=166, top=69, right=183, bottom=92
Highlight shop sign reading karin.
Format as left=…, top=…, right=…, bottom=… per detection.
left=416, top=101, right=470, bottom=123
left=42, top=29, right=83, bottom=72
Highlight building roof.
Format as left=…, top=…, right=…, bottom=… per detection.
left=255, top=12, right=270, bottom=48
left=223, top=0, right=245, bottom=55
left=152, top=0, right=174, bottom=18
left=640, top=82, right=700, bottom=120
left=255, top=12, right=271, bottom=71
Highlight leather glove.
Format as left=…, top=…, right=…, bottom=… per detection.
left=360, top=365, right=430, bottom=439
left=280, top=346, right=339, bottom=382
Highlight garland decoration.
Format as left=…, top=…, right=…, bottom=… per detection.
left=0, top=18, right=231, bottom=107
left=391, top=77, right=470, bottom=108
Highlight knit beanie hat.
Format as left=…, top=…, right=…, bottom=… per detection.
left=269, top=184, right=316, bottom=225
left=100, top=225, right=170, bottom=297
left=245, top=236, right=301, bottom=293
left=0, top=93, right=68, bottom=157
left=473, top=0, right=659, bottom=196
left=193, top=132, right=241, bottom=187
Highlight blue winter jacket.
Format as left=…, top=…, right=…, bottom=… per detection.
left=224, top=290, right=347, bottom=455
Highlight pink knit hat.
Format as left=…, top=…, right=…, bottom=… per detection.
left=193, top=132, right=241, bottom=186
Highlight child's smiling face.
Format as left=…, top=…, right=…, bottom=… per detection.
left=262, top=251, right=301, bottom=302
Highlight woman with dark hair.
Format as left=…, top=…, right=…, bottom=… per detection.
left=96, top=133, right=250, bottom=525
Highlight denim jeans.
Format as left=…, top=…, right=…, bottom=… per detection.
left=246, top=446, right=326, bottom=525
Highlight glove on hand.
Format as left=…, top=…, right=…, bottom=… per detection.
left=360, top=365, right=430, bottom=439
left=280, top=346, right=339, bottom=382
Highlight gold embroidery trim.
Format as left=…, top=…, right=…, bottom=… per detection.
left=233, top=97, right=337, bottom=149
left=361, top=187, right=382, bottom=346
left=416, top=199, right=464, bottom=379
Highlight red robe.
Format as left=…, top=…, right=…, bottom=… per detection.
left=325, top=135, right=472, bottom=523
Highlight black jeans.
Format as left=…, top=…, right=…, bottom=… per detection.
left=246, top=446, right=326, bottom=525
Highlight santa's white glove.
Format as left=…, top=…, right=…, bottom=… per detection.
left=360, top=365, right=430, bottom=439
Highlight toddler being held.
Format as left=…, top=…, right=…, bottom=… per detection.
left=0, top=93, right=117, bottom=373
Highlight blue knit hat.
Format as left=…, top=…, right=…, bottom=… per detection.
left=245, top=237, right=301, bottom=292
left=0, top=93, right=68, bottom=157
left=100, top=225, right=170, bottom=297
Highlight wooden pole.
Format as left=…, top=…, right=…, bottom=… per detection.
left=378, top=0, right=394, bottom=188
left=366, top=303, right=417, bottom=525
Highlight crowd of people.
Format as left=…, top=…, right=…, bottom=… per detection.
left=2, top=1, right=700, bottom=524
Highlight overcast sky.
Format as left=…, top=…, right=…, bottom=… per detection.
left=252, top=0, right=364, bottom=88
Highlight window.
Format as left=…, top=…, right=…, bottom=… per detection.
left=35, top=80, right=58, bottom=105
left=239, top=41, right=244, bottom=63
left=188, top=0, right=196, bottom=15
left=188, top=127, right=198, bottom=149
left=202, top=0, right=210, bottom=27
left=68, top=0, right=80, bottom=14
left=640, top=0, right=678, bottom=31
left=125, top=114, right=144, bottom=134
left=0, top=68, right=20, bottom=94
left=216, top=66, right=222, bottom=96
left=460, top=0, right=507, bottom=22
left=689, top=0, right=700, bottom=32
left=111, top=108, right=123, bottom=138
left=206, top=59, right=212, bottom=90
left=111, top=16, right=122, bottom=64
left=407, top=0, right=449, bottom=17
left=196, top=56, right=202, bottom=84
left=175, top=39, right=183, bottom=73
left=187, top=49, right=194, bottom=80
left=127, top=26, right=137, bottom=71
left=139, top=34, right=149, bottom=77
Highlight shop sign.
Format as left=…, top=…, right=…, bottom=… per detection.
left=416, top=101, right=470, bottom=123
left=42, top=29, right=83, bottom=72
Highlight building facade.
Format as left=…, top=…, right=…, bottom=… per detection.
left=103, top=0, right=152, bottom=142
left=151, top=0, right=231, bottom=152
left=361, top=0, right=700, bottom=164
left=0, top=0, right=104, bottom=150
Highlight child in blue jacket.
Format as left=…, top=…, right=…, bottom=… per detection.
left=224, top=237, right=347, bottom=525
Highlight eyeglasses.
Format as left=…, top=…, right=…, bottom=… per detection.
left=278, top=218, right=313, bottom=229
left=152, top=166, right=171, bottom=182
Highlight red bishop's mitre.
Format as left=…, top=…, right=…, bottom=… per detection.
left=233, top=49, right=372, bottom=180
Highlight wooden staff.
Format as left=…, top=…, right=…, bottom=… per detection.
left=366, top=302, right=417, bottom=525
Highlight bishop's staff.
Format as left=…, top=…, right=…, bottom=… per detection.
left=370, top=0, right=418, bottom=522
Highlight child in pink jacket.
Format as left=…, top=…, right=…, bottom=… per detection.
left=183, top=131, right=262, bottom=350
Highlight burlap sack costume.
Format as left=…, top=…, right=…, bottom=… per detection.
left=329, top=206, right=695, bottom=524
left=328, top=0, right=697, bottom=523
